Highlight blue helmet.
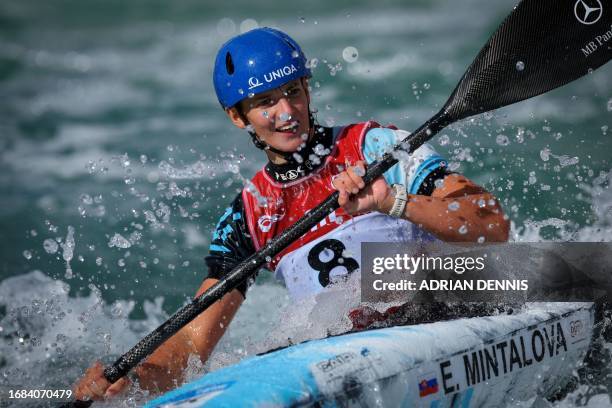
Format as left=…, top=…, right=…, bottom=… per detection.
left=213, top=27, right=311, bottom=109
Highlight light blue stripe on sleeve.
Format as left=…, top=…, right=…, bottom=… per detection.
left=408, top=155, right=445, bottom=194
left=209, top=244, right=230, bottom=253
left=362, top=127, right=447, bottom=194
left=362, top=127, right=406, bottom=187
left=220, top=224, right=234, bottom=241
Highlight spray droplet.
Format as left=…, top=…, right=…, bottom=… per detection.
left=352, top=166, right=365, bottom=177
left=342, top=46, right=359, bottom=63
left=306, top=58, right=319, bottom=69
left=80, top=194, right=93, bottom=205
left=438, top=135, right=450, bottom=146
left=528, top=171, right=537, bottom=185
left=216, top=18, right=236, bottom=36
left=477, top=236, right=486, bottom=244
left=557, top=155, right=579, bottom=167
left=239, top=18, right=258, bottom=33
left=496, top=134, right=510, bottom=146
left=86, top=160, right=96, bottom=174
left=23, top=250, right=32, bottom=260
left=458, top=225, right=468, bottom=234
left=108, top=233, right=132, bottom=249
left=313, top=144, right=330, bottom=156
left=43, top=239, right=59, bottom=254
left=448, top=201, right=460, bottom=211
left=279, top=112, right=292, bottom=121
left=477, top=199, right=486, bottom=208
left=515, top=61, right=525, bottom=71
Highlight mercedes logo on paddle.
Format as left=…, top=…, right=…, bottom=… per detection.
left=574, top=0, right=603, bottom=25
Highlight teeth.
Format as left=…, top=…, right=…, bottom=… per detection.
left=278, top=121, right=298, bottom=132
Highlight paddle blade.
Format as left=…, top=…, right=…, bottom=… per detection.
left=444, top=0, right=611, bottom=121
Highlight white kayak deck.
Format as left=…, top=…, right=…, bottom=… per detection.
left=145, top=302, right=595, bottom=407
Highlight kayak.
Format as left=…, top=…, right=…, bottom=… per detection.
left=145, top=302, right=595, bottom=407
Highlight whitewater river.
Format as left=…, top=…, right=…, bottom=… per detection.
left=0, top=0, right=610, bottom=406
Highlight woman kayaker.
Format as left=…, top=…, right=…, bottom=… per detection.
left=74, top=27, right=509, bottom=401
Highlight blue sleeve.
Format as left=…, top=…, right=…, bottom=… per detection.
left=362, top=127, right=447, bottom=194
left=205, top=193, right=256, bottom=296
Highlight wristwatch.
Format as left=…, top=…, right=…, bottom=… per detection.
left=388, top=184, right=408, bottom=218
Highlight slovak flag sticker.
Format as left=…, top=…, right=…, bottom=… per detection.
left=418, top=376, right=439, bottom=397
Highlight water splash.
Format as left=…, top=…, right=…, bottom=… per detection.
left=60, top=226, right=75, bottom=279
left=108, top=233, right=132, bottom=249
left=0, top=271, right=168, bottom=407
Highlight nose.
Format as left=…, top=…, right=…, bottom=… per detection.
left=274, top=95, right=293, bottom=119
left=277, top=95, right=292, bottom=110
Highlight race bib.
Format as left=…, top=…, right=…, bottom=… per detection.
left=275, top=212, right=433, bottom=300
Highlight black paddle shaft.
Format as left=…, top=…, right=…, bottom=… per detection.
left=68, top=0, right=610, bottom=405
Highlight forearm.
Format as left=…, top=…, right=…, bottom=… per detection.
left=134, top=279, right=244, bottom=394
left=334, top=166, right=509, bottom=242
left=400, top=192, right=509, bottom=242
left=133, top=330, right=194, bottom=393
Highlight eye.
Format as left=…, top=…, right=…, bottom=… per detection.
left=286, top=87, right=300, bottom=97
left=256, top=97, right=274, bottom=107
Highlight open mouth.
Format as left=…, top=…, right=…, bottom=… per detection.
left=275, top=121, right=299, bottom=133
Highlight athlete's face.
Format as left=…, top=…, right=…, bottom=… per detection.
left=227, top=79, right=311, bottom=156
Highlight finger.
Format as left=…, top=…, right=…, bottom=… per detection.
left=73, top=384, right=85, bottom=400
left=74, top=364, right=100, bottom=400
left=330, top=174, right=341, bottom=190
left=74, top=381, right=93, bottom=401
left=105, top=377, right=131, bottom=397
left=338, top=190, right=359, bottom=214
left=347, top=162, right=366, bottom=189
left=77, top=384, right=99, bottom=401
left=334, top=174, right=360, bottom=195
left=80, top=368, right=110, bottom=400
left=338, top=189, right=348, bottom=207
left=86, top=378, right=109, bottom=399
